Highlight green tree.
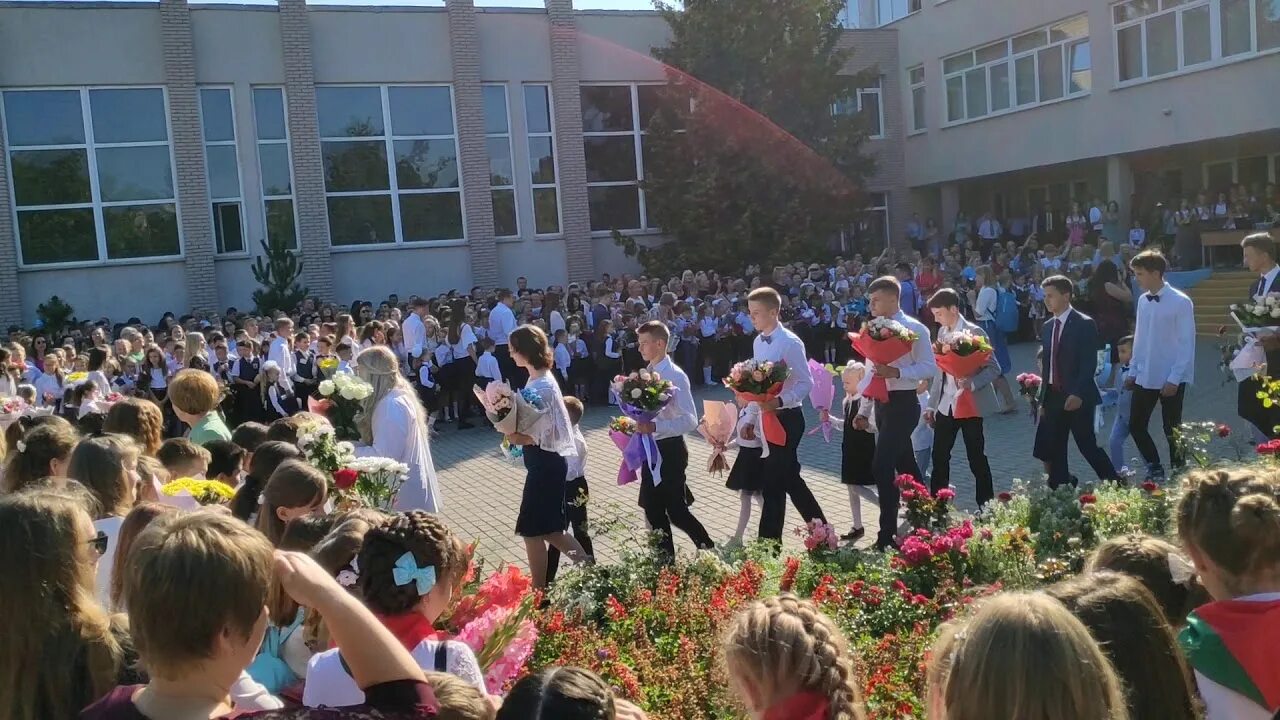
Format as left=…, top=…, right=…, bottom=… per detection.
left=251, top=235, right=309, bottom=315
left=615, top=0, right=876, bottom=276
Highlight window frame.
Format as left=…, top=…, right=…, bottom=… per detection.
left=580, top=81, right=663, bottom=235
left=522, top=83, right=564, bottom=239
left=1111, top=0, right=1280, bottom=87
left=198, top=85, right=248, bottom=257
left=876, top=0, right=922, bottom=27
left=1, top=84, right=184, bottom=269
left=482, top=83, right=520, bottom=240
left=907, top=65, right=927, bottom=134
left=1201, top=153, right=1280, bottom=189
left=251, top=85, right=301, bottom=252
left=316, top=83, right=467, bottom=251
left=940, top=15, right=1091, bottom=128
left=857, top=76, right=886, bottom=140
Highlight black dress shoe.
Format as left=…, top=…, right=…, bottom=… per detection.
left=874, top=537, right=899, bottom=552
left=841, top=527, right=865, bottom=541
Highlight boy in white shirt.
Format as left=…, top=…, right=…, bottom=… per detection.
left=546, top=396, right=593, bottom=584
left=474, top=337, right=500, bottom=390
left=552, top=329, right=572, bottom=394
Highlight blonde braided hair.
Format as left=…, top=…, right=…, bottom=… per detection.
left=723, top=593, right=865, bottom=720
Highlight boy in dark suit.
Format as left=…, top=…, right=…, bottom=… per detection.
left=1035, top=274, right=1120, bottom=488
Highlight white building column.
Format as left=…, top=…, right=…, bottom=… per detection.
left=1107, top=155, right=1135, bottom=232
left=447, top=0, right=499, bottom=290
left=940, top=183, right=960, bottom=235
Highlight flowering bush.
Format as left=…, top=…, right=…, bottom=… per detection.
left=897, top=474, right=952, bottom=531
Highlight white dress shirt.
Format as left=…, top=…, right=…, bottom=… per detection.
left=475, top=351, right=500, bottom=380
left=565, top=426, right=588, bottom=480
left=554, top=343, right=572, bottom=380
left=488, top=302, right=517, bottom=346
left=268, top=336, right=295, bottom=379
left=402, top=312, right=428, bottom=358
left=304, top=639, right=484, bottom=708
left=882, top=310, right=938, bottom=392
left=1128, top=282, right=1195, bottom=389
left=650, top=356, right=698, bottom=440
left=752, top=324, right=812, bottom=409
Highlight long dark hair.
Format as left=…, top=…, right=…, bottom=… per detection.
left=230, top=440, right=303, bottom=521
left=1089, top=259, right=1121, bottom=301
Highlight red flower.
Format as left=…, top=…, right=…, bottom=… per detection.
left=333, top=468, right=358, bottom=489
left=997, top=491, right=1012, bottom=502
left=780, top=556, right=801, bottom=593
left=605, top=595, right=628, bottom=621
left=1079, top=493, right=1097, bottom=505
left=1257, top=440, right=1280, bottom=455
left=1141, top=481, right=1158, bottom=492
left=1217, top=424, right=1231, bottom=439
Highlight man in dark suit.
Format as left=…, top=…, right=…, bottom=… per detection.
left=1237, top=232, right=1280, bottom=438
left=1035, top=275, right=1120, bottom=488
left=1032, top=202, right=1061, bottom=244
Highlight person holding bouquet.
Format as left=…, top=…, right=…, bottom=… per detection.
left=923, top=289, right=1000, bottom=507
left=744, top=287, right=826, bottom=544
left=353, top=346, right=441, bottom=512
left=632, top=321, right=714, bottom=562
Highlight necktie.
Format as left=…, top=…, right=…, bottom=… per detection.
left=1051, top=318, right=1063, bottom=391
left=1145, top=294, right=1161, bottom=302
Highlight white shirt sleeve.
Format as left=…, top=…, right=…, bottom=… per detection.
left=604, top=337, right=621, bottom=359
left=1167, top=294, right=1196, bottom=385
left=653, top=362, right=699, bottom=438
left=779, top=334, right=812, bottom=408
left=894, top=319, right=940, bottom=383
left=231, top=671, right=285, bottom=711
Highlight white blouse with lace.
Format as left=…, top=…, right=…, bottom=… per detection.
left=303, top=638, right=484, bottom=707
left=526, top=372, right=577, bottom=457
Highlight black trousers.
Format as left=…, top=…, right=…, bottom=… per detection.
left=546, top=476, right=593, bottom=585
left=873, top=391, right=922, bottom=546
left=494, top=344, right=527, bottom=389
left=930, top=412, right=994, bottom=507
left=1039, top=389, right=1118, bottom=489
left=758, top=407, right=826, bottom=542
left=1129, top=384, right=1186, bottom=471
left=1239, top=377, right=1280, bottom=439
left=639, top=437, right=713, bottom=560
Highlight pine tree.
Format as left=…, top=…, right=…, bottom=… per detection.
left=251, top=236, right=309, bottom=315
left=616, top=0, right=876, bottom=276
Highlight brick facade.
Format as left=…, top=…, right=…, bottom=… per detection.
left=160, top=0, right=219, bottom=314
left=0, top=112, right=20, bottom=329
left=447, top=0, right=499, bottom=289
left=278, top=0, right=336, bottom=303
left=545, top=0, right=594, bottom=283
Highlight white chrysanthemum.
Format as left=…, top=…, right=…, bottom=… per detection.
left=318, top=380, right=335, bottom=396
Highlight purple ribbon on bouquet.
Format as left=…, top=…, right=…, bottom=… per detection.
left=618, top=401, right=665, bottom=486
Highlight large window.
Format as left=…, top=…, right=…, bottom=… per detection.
left=581, top=83, right=663, bottom=233
left=483, top=84, right=518, bottom=238
left=252, top=87, right=298, bottom=250
left=523, top=84, right=561, bottom=236
left=199, top=87, right=244, bottom=255
left=833, top=77, right=885, bottom=139
left=1114, top=0, right=1280, bottom=83
left=943, top=16, right=1090, bottom=124
left=908, top=65, right=926, bottom=132
left=316, top=84, right=463, bottom=247
left=2, top=87, right=180, bottom=266
left=1203, top=153, right=1280, bottom=194
left=877, top=0, right=921, bottom=26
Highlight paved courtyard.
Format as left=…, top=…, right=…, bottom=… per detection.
left=429, top=339, right=1241, bottom=568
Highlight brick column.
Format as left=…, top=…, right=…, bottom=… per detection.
left=0, top=110, right=21, bottom=328
left=160, top=0, right=218, bottom=314
left=545, top=0, right=594, bottom=282
left=278, top=0, right=335, bottom=302
left=447, top=0, right=498, bottom=289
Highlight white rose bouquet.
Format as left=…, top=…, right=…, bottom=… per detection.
left=1230, top=292, right=1280, bottom=337
left=334, top=456, right=410, bottom=510
left=310, top=373, right=373, bottom=440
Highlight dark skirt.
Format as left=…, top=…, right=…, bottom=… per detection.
left=726, top=445, right=765, bottom=493
left=842, top=400, right=877, bottom=486
left=515, top=445, right=568, bottom=537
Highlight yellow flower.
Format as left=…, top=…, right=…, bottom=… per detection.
left=66, top=371, right=88, bottom=384
left=162, top=477, right=236, bottom=505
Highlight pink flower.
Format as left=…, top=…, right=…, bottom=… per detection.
left=751, top=370, right=765, bottom=382
left=1141, top=481, right=1158, bottom=492
left=979, top=527, right=994, bottom=540
left=936, top=488, right=956, bottom=502
left=1079, top=493, right=1097, bottom=505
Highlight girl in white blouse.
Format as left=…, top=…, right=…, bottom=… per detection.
left=354, top=346, right=441, bottom=512
left=504, top=325, right=591, bottom=589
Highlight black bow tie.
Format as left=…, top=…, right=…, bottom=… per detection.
left=1145, top=294, right=1160, bottom=302
left=761, top=334, right=773, bottom=344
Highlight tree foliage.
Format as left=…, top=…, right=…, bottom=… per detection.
left=251, top=235, right=309, bottom=316
left=35, top=295, right=76, bottom=335
left=615, top=0, right=876, bottom=276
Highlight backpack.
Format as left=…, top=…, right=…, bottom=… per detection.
left=247, top=608, right=305, bottom=694
left=995, top=289, right=1020, bottom=334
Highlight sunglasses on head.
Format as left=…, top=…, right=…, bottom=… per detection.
left=87, top=530, right=109, bottom=557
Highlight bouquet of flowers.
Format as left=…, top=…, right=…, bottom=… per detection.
left=723, top=359, right=790, bottom=447
left=333, top=456, right=409, bottom=510
left=608, top=416, right=640, bottom=485
left=0, top=398, right=53, bottom=431
left=1231, top=292, right=1280, bottom=336
left=696, top=400, right=735, bottom=475
left=610, top=369, right=675, bottom=484
left=473, top=381, right=547, bottom=435
left=442, top=565, right=538, bottom=695
left=64, top=371, right=88, bottom=385
left=316, top=356, right=341, bottom=378
left=309, top=373, right=373, bottom=440
left=1016, top=372, right=1043, bottom=422
left=160, top=477, right=236, bottom=509
left=933, top=332, right=993, bottom=418
left=298, top=420, right=355, bottom=478
left=848, top=318, right=918, bottom=403
left=805, top=360, right=838, bottom=443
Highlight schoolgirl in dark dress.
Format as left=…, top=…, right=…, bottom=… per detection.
left=841, top=395, right=877, bottom=487
left=231, top=347, right=262, bottom=426
left=293, top=336, right=319, bottom=400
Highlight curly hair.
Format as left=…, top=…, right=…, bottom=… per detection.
left=1177, top=468, right=1280, bottom=596
left=357, top=511, right=467, bottom=616
left=104, top=398, right=164, bottom=457
left=722, top=593, right=864, bottom=720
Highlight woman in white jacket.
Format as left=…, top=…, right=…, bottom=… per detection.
left=353, top=346, right=441, bottom=512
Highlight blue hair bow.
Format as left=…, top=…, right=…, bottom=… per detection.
left=391, top=551, right=437, bottom=596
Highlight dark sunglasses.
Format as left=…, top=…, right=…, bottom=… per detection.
left=87, top=530, right=109, bottom=557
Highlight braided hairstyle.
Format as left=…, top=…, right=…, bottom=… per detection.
left=722, top=593, right=864, bottom=720
left=1177, top=467, right=1280, bottom=598
left=357, top=511, right=467, bottom=616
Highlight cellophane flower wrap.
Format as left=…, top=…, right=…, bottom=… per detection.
left=0, top=398, right=52, bottom=432
left=442, top=565, right=538, bottom=695
left=723, top=359, right=790, bottom=447
left=849, top=318, right=918, bottom=403
left=805, top=360, right=838, bottom=443
left=933, top=332, right=993, bottom=418
left=697, top=400, right=735, bottom=475
left=608, top=416, right=640, bottom=485
left=311, top=373, right=372, bottom=440
left=610, top=369, right=675, bottom=484
left=474, top=381, right=547, bottom=436
left=338, top=456, right=409, bottom=510
left=160, top=477, right=235, bottom=509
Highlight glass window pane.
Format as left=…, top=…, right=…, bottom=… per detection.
left=1240, top=156, right=1269, bottom=187
left=529, top=137, right=557, bottom=185
left=637, top=84, right=666, bottom=131
left=322, top=140, right=390, bottom=192
left=1015, top=55, right=1037, bottom=104
left=1222, top=0, right=1254, bottom=56
left=1146, top=13, right=1178, bottom=75
left=990, top=62, right=1011, bottom=111
left=1205, top=161, right=1234, bottom=194
left=964, top=68, right=987, bottom=118
left=1069, top=41, right=1093, bottom=93
left=393, top=139, right=458, bottom=190
left=1118, top=24, right=1145, bottom=80
left=1259, top=0, right=1280, bottom=51
left=213, top=201, right=244, bottom=254
left=253, top=88, right=287, bottom=141
left=533, top=187, right=560, bottom=234
left=580, top=86, right=634, bottom=132
left=860, top=91, right=882, bottom=135
left=911, top=86, right=926, bottom=130
left=10, top=149, right=91, bottom=206
left=400, top=192, right=463, bottom=242
left=1114, top=0, right=1158, bottom=22
left=945, top=75, right=965, bottom=122
left=1038, top=46, right=1065, bottom=101
left=90, top=89, right=168, bottom=143
left=265, top=198, right=297, bottom=249
left=486, top=137, right=513, bottom=187
left=388, top=86, right=454, bottom=137
left=909, top=66, right=925, bottom=85
left=524, top=85, right=552, bottom=134
left=327, top=195, right=394, bottom=246
left=588, top=184, right=641, bottom=231
left=17, top=208, right=98, bottom=264
left=317, top=86, right=384, bottom=138
left=206, top=145, right=241, bottom=200
left=1183, top=5, right=1211, bottom=65
left=259, top=144, right=293, bottom=196
left=1012, top=29, right=1048, bottom=53
left=2, top=90, right=84, bottom=146
left=942, top=53, right=974, bottom=75
left=482, top=85, right=509, bottom=135
left=96, top=146, right=174, bottom=202
left=975, top=41, right=1008, bottom=64
left=200, top=88, right=235, bottom=142
left=584, top=136, right=638, bottom=183
left=104, top=203, right=180, bottom=259
left=492, top=189, right=518, bottom=237
left=1051, top=15, right=1089, bottom=42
